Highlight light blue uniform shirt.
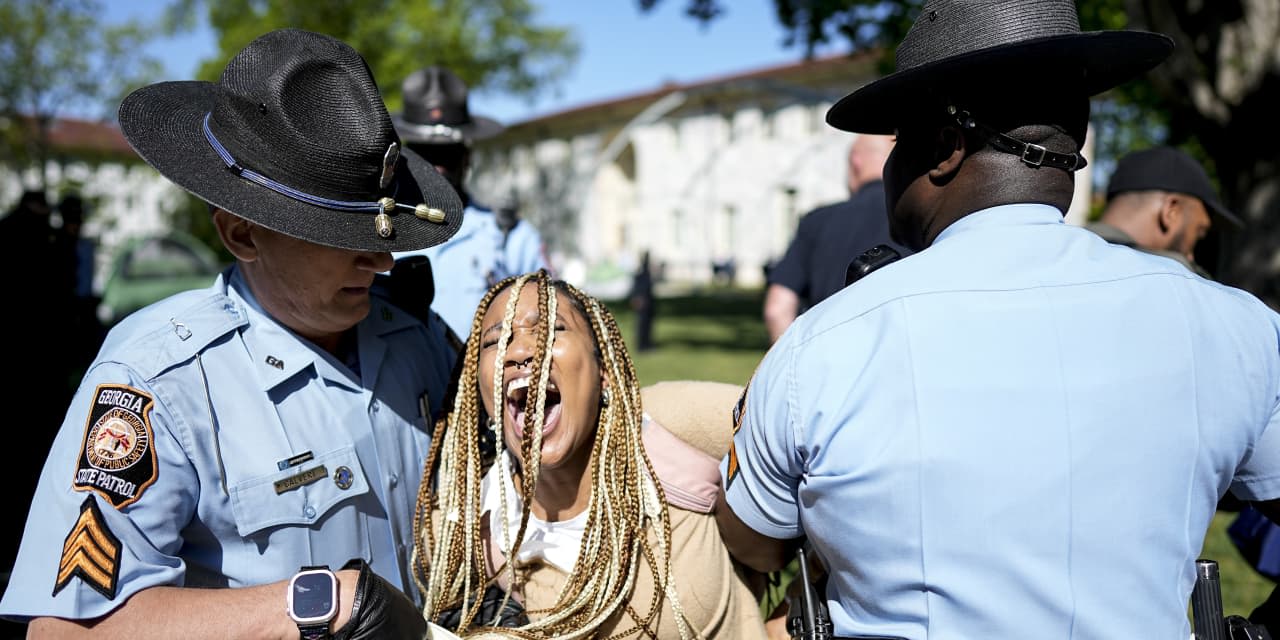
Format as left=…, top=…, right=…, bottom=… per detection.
left=724, top=204, right=1280, bottom=639
left=394, top=203, right=548, bottom=338
left=1, top=265, right=454, bottom=621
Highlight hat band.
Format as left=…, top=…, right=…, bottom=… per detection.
left=202, top=113, right=447, bottom=223
left=398, top=121, right=466, bottom=143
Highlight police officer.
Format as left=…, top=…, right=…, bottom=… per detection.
left=391, top=66, right=549, bottom=339
left=1088, top=145, right=1243, bottom=278
left=715, top=2, right=1280, bottom=638
left=0, top=29, right=462, bottom=638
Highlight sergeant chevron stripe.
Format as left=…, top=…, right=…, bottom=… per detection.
left=54, top=496, right=122, bottom=600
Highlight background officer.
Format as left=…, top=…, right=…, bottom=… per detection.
left=0, top=29, right=461, bottom=638
left=391, top=65, right=549, bottom=339
left=715, top=1, right=1280, bottom=637
left=1088, top=145, right=1242, bottom=277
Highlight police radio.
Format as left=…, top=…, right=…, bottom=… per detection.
left=787, top=545, right=833, bottom=640
left=1191, top=559, right=1273, bottom=640
left=845, top=245, right=902, bottom=287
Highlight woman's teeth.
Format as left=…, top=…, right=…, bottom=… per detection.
left=506, top=376, right=559, bottom=399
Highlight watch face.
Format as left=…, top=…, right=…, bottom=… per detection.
left=291, top=572, right=335, bottom=621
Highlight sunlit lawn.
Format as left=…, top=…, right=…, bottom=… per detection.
left=604, top=285, right=1276, bottom=618
left=604, top=286, right=770, bottom=387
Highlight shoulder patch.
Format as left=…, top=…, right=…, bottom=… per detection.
left=727, top=381, right=750, bottom=487
left=73, top=384, right=158, bottom=509
left=55, top=495, right=122, bottom=600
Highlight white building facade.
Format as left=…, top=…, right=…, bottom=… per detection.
left=471, top=53, right=1093, bottom=294
left=0, top=117, right=183, bottom=295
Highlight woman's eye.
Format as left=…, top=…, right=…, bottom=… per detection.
left=554, top=323, right=566, bottom=332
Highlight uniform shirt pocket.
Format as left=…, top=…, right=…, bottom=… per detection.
left=228, top=446, right=370, bottom=537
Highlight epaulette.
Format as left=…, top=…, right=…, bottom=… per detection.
left=100, top=290, right=249, bottom=381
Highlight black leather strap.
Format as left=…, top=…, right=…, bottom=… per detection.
left=985, top=129, right=1087, bottom=172
left=949, top=105, right=1088, bottom=172
left=298, top=622, right=331, bottom=640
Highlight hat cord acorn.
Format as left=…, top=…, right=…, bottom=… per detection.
left=201, top=112, right=448, bottom=231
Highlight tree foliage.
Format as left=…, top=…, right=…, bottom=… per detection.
left=0, top=0, right=168, bottom=188
left=180, top=0, right=579, bottom=112
left=643, top=0, right=1280, bottom=306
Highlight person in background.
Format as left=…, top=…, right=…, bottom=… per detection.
left=0, top=29, right=463, bottom=639
left=629, top=250, right=656, bottom=352
left=716, top=1, right=1280, bottom=637
left=1088, top=145, right=1242, bottom=278
left=53, top=194, right=107, bottom=393
left=0, top=189, right=57, bottom=640
left=391, top=66, right=549, bottom=340
left=763, top=134, right=911, bottom=344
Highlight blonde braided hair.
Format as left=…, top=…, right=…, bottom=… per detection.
left=411, top=270, right=695, bottom=639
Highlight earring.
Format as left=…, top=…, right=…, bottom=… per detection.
left=600, top=388, right=612, bottom=408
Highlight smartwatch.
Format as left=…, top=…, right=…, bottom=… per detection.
left=287, top=565, right=338, bottom=640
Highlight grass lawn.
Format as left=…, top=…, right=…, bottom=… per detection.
left=604, top=286, right=770, bottom=387
left=603, top=286, right=1276, bottom=617
left=1202, top=510, right=1275, bottom=617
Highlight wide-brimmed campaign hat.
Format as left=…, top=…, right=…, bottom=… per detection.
left=393, top=66, right=505, bottom=145
left=827, top=0, right=1174, bottom=135
left=118, top=28, right=463, bottom=253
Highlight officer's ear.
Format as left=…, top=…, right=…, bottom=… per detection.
left=929, top=125, right=968, bottom=183
left=213, top=208, right=258, bottom=262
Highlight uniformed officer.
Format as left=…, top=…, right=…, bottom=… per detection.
left=715, top=2, right=1280, bottom=638
left=390, top=65, right=549, bottom=339
left=0, top=29, right=462, bottom=638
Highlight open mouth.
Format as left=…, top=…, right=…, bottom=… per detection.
left=505, top=375, right=563, bottom=439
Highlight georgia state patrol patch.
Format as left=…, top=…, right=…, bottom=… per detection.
left=55, top=495, right=121, bottom=600
left=73, top=384, right=158, bottom=509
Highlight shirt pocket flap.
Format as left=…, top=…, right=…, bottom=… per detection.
left=229, top=446, right=369, bottom=537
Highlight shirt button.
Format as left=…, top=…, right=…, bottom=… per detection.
left=371, top=401, right=380, bottom=413
left=389, top=473, right=399, bottom=488
left=304, top=505, right=316, bottom=519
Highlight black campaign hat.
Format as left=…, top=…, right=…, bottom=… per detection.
left=1107, top=146, right=1242, bottom=227
left=393, top=66, right=505, bottom=145
left=118, top=28, right=463, bottom=253
left=827, top=0, right=1174, bottom=135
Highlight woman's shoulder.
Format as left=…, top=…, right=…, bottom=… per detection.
left=640, top=380, right=744, bottom=514
left=640, top=380, right=743, bottom=460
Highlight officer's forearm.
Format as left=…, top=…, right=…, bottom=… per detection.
left=27, top=571, right=359, bottom=640
left=714, top=485, right=796, bottom=573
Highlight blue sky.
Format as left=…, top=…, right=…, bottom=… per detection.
left=104, top=0, right=849, bottom=125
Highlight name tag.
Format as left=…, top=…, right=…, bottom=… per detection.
left=274, top=465, right=328, bottom=494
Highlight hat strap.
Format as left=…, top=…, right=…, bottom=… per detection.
left=201, top=113, right=445, bottom=226
left=948, top=107, right=1087, bottom=173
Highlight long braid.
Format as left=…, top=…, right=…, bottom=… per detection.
left=414, top=271, right=697, bottom=639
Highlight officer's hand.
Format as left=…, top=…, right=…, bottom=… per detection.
left=435, top=583, right=529, bottom=630
left=332, top=559, right=429, bottom=640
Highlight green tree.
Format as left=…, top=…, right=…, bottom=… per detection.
left=183, top=0, right=578, bottom=110
left=0, top=0, right=169, bottom=190
left=645, top=0, right=1280, bottom=307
